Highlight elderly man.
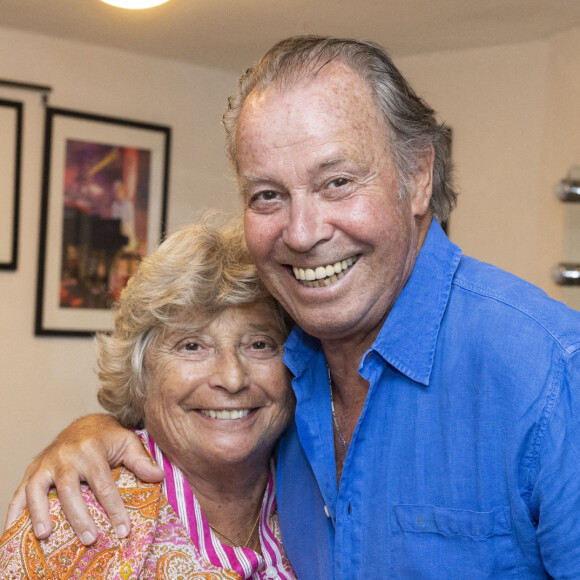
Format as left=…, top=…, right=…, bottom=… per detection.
left=7, top=36, right=580, bottom=578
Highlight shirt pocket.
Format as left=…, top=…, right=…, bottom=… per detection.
left=391, top=504, right=518, bottom=579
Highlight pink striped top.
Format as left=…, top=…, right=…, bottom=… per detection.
left=136, top=429, right=296, bottom=580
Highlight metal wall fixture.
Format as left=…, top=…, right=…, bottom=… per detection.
left=555, top=174, right=580, bottom=202
left=552, top=263, right=580, bottom=285
left=553, top=166, right=580, bottom=286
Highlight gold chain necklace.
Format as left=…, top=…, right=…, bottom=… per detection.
left=208, top=508, right=261, bottom=548
left=327, top=365, right=350, bottom=448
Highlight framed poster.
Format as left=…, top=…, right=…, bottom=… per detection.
left=36, top=107, right=171, bottom=337
left=0, top=99, right=23, bottom=270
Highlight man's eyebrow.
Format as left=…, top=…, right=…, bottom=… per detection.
left=238, top=158, right=370, bottom=184
left=317, top=157, right=369, bottom=173
left=318, top=157, right=347, bottom=170
left=239, top=172, right=275, bottom=183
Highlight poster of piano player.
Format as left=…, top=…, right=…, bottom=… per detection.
left=36, top=108, right=170, bottom=337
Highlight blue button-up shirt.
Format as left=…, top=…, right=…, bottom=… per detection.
left=276, top=219, right=580, bottom=579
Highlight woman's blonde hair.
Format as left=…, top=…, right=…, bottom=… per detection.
left=96, top=215, right=291, bottom=428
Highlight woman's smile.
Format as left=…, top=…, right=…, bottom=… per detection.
left=198, top=408, right=253, bottom=420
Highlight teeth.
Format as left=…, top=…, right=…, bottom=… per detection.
left=200, top=409, right=250, bottom=420
left=293, top=256, right=357, bottom=287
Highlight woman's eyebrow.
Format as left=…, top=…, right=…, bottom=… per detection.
left=244, top=322, right=279, bottom=333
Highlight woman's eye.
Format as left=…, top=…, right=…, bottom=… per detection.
left=171, top=339, right=205, bottom=356
left=243, top=338, right=281, bottom=357
left=183, top=342, right=200, bottom=351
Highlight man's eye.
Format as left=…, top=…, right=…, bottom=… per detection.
left=254, top=190, right=278, bottom=202
left=329, top=178, right=349, bottom=188
left=252, top=341, right=268, bottom=350
left=245, top=188, right=287, bottom=212
left=183, top=342, right=200, bottom=351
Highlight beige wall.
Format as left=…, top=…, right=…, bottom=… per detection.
left=542, top=29, right=580, bottom=308
left=0, top=27, right=239, bottom=526
left=399, top=42, right=550, bottom=286
left=1, top=26, right=580, bottom=527
left=396, top=31, right=580, bottom=309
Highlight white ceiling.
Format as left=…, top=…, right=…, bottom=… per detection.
left=4, top=0, right=580, bottom=72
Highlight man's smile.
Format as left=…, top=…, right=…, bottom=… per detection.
left=291, top=255, right=359, bottom=288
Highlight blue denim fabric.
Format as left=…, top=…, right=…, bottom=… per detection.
left=276, top=219, right=580, bottom=579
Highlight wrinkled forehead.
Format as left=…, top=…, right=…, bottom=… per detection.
left=236, top=62, right=388, bottom=162
left=235, top=67, right=391, bottom=183
left=257, top=52, right=367, bottom=95
left=250, top=59, right=372, bottom=112
left=152, top=301, right=289, bottom=345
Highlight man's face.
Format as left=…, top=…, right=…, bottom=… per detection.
left=235, top=62, right=433, bottom=345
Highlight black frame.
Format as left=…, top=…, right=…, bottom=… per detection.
left=35, top=107, right=171, bottom=337
left=0, top=98, right=23, bottom=271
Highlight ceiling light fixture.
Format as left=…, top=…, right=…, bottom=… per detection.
left=99, top=0, right=171, bottom=9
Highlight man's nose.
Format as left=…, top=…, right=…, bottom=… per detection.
left=209, top=349, right=247, bottom=393
left=281, top=196, right=332, bottom=253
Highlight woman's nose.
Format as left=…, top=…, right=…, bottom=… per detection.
left=209, top=349, right=247, bottom=393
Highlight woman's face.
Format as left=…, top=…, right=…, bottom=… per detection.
left=143, top=302, right=293, bottom=475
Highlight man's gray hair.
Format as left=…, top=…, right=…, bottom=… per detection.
left=223, top=35, right=457, bottom=223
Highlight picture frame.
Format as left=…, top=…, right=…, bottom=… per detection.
left=0, top=98, right=23, bottom=270
left=35, top=107, right=171, bottom=337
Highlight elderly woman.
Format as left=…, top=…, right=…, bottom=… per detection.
left=0, top=218, right=296, bottom=579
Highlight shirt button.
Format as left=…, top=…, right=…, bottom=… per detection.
left=265, top=565, right=279, bottom=578
left=324, top=505, right=330, bottom=518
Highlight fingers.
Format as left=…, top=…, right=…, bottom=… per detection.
left=22, top=468, right=57, bottom=539
left=119, top=433, right=165, bottom=483
left=53, top=463, right=113, bottom=544
left=21, top=451, right=103, bottom=545
left=25, top=440, right=132, bottom=544
left=4, top=463, right=36, bottom=532
left=4, top=492, right=27, bottom=532
left=55, top=431, right=164, bottom=542
left=90, top=431, right=164, bottom=539
left=5, top=415, right=165, bottom=546
left=82, top=453, right=132, bottom=540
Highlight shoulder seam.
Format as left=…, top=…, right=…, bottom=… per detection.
left=452, top=274, right=580, bottom=355
left=525, top=355, right=566, bottom=520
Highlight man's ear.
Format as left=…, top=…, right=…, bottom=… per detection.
left=410, top=146, right=434, bottom=217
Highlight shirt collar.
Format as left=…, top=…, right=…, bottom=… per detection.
left=137, top=430, right=286, bottom=578
left=372, top=218, right=461, bottom=385
left=284, top=218, right=462, bottom=387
